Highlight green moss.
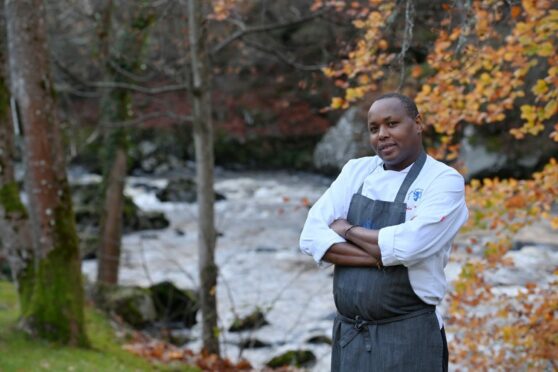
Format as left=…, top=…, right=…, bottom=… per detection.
left=229, top=308, right=269, bottom=332
left=266, top=350, right=316, bottom=368
left=21, top=185, right=88, bottom=346
left=0, top=182, right=28, bottom=216
left=0, top=281, right=199, bottom=371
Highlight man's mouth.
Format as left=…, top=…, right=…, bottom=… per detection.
left=379, top=143, right=397, bottom=152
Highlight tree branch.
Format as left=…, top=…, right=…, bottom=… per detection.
left=100, top=111, right=192, bottom=128
left=243, top=39, right=326, bottom=71
left=210, top=9, right=327, bottom=55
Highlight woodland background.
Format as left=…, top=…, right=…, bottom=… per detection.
left=0, top=0, right=556, bottom=371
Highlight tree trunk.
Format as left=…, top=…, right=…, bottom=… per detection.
left=188, top=0, right=219, bottom=355
left=0, top=1, right=34, bottom=311
left=4, top=0, right=87, bottom=345
left=97, top=145, right=126, bottom=284
left=96, top=1, right=153, bottom=285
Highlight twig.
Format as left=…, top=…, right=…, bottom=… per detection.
left=210, top=9, right=327, bottom=55
left=243, top=39, right=326, bottom=71
left=398, top=0, right=415, bottom=91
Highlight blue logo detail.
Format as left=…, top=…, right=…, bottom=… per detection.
left=408, top=188, right=424, bottom=202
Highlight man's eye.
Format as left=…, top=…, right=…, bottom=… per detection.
left=388, top=121, right=398, bottom=127
left=369, top=127, right=378, bottom=133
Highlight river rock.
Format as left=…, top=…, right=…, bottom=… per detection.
left=266, top=349, right=317, bottom=368
left=313, top=107, right=371, bottom=172
left=98, top=285, right=157, bottom=329
left=228, top=309, right=269, bottom=332
left=306, top=335, right=332, bottom=345
left=238, top=337, right=272, bottom=349
left=149, top=281, right=198, bottom=328
left=484, top=245, right=558, bottom=287
left=155, top=178, right=226, bottom=203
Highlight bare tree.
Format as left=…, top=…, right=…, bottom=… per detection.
left=0, top=0, right=34, bottom=311
left=4, top=0, right=87, bottom=345
left=188, top=0, right=219, bottom=355
left=97, top=1, right=155, bottom=285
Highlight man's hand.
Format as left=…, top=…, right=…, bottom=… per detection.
left=330, top=218, right=352, bottom=238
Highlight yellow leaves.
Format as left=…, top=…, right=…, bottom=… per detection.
left=520, top=104, right=537, bottom=122
left=536, top=41, right=554, bottom=57
left=532, top=79, right=548, bottom=95
left=421, top=84, right=432, bottom=95
left=330, top=97, right=346, bottom=109
left=353, top=19, right=365, bottom=29
left=551, top=217, right=558, bottom=229
left=377, top=39, right=388, bottom=50
left=544, top=100, right=557, bottom=118
left=345, top=87, right=366, bottom=102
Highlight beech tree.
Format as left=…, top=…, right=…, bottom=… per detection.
left=4, top=0, right=87, bottom=344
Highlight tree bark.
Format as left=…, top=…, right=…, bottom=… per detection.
left=97, top=145, right=126, bottom=284
left=96, top=1, right=153, bottom=285
left=0, top=0, right=34, bottom=311
left=188, top=0, right=220, bottom=355
left=4, top=0, right=87, bottom=345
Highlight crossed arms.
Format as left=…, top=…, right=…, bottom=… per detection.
left=324, top=219, right=382, bottom=267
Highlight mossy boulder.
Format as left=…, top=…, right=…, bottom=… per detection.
left=96, top=285, right=157, bottom=329
left=228, top=309, right=269, bottom=332
left=238, top=338, right=271, bottom=349
left=306, top=335, right=332, bottom=345
left=266, top=350, right=316, bottom=369
left=155, top=178, right=225, bottom=203
left=149, top=281, right=198, bottom=328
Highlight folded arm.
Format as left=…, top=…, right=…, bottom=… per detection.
left=329, top=219, right=382, bottom=262
left=323, top=242, right=380, bottom=267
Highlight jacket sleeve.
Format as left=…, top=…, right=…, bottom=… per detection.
left=299, top=159, right=359, bottom=267
left=378, top=170, right=469, bottom=267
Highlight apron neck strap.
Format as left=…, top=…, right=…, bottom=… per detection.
left=356, top=151, right=427, bottom=198
left=394, top=150, right=427, bottom=203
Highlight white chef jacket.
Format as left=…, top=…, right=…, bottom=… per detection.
left=299, top=154, right=469, bottom=327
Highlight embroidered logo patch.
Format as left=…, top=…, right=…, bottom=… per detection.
left=408, top=188, right=424, bottom=202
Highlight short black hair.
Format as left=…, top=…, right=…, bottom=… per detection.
left=373, top=93, right=419, bottom=119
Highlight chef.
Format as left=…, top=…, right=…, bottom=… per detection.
left=300, top=93, right=468, bottom=371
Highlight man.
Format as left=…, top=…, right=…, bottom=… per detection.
left=300, top=93, right=468, bottom=371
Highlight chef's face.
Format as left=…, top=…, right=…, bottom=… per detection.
left=367, top=97, right=423, bottom=171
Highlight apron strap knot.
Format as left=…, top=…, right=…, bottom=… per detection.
left=338, top=314, right=375, bottom=352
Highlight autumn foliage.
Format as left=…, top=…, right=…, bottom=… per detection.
left=321, top=0, right=558, bottom=369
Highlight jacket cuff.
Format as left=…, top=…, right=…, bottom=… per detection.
left=378, top=226, right=400, bottom=266
left=313, top=233, right=346, bottom=268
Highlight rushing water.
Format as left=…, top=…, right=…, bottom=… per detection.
left=81, top=170, right=338, bottom=370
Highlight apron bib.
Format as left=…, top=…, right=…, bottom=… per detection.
left=331, top=152, right=444, bottom=372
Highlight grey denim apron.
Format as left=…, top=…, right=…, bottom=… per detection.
left=331, top=151, right=444, bottom=372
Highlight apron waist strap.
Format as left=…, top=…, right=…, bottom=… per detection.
left=336, top=306, right=435, bottom=352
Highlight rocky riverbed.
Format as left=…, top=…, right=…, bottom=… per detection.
left=79, top=169, right=558, bottom=371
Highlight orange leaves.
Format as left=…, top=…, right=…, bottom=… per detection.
left=124, top=336, right=253, bottom=370
left=323, top=1, right=396, bottom=109
left=209, top=0, right=238, bottom=21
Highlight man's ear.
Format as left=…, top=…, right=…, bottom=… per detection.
left=415, top=114, right=423, bottom=134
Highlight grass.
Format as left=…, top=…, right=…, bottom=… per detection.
left=0, top=281, right=199, bottom=372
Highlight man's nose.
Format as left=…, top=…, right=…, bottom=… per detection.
left=378, top=125, right=389, bottom=139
